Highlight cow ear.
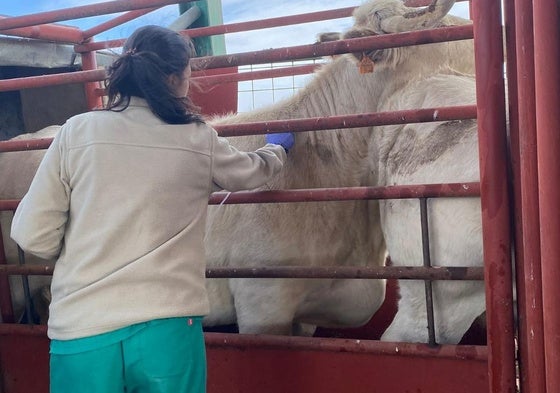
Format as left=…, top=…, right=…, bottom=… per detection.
left=342, top=28, right=380, bottom=65
left=316, top=32, right=342, bottom=43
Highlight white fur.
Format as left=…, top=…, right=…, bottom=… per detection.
left=1, top=0, right=482, bottom=343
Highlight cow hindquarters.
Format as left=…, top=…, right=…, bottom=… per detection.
left=295, top=278, right=386, bottom=328
left=230, top=278, right=314, bottom=336
left=379, top=197, right=484, bottom=344
left=381, top=280, right=486, bottom=344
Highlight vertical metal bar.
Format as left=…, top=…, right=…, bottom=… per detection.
left=508, top=0, right=547, bottom=390
left=533, top=0, right=560, bottom=389
left=80, top=39, right=103, bottom=110
left=419, top=198, right=436, bottom=346
left=471, top=0, right=517, bottom=391
left=0, top=221, right=16, bottom=323
left=17, top=247, right=34, bottom=324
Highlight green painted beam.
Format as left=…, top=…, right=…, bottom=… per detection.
left=180, top=0, right=226, bottom=56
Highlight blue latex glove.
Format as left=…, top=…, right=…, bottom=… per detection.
left=265, top=132, right=295, bottom=152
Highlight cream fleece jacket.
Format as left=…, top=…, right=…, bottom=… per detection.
left=11, top=98, right=286, bottom=340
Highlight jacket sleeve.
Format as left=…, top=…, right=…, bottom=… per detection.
left=210, top=129, right=287, bottom=191
left=10, top=128, right=71, bottom=260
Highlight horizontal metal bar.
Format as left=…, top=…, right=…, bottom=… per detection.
left=0, top=17, right=83, bottom=43
left=76, top=24, right=472, bottom=66
left=75, top=7, right=356, bottom=52
left=0, top=105, right=477, bottom=153
left=0, top=69, right=106, bottom=93
left=0, top=323, right=487, bottom=361
left=214, top=105, right=477, bottom=137
left=205, top=332, right=488, bottom=361
left=0, top=264, right=484, bottom=281
left=0, top=323, right=47, bottom=336
left=209, top=183, right=481, bottom=205
left=81, top=8, right=159, bottom=40
left=0, top=138, right=54, bottom=153
left=192, top=64, right=320, bottom=87
left=0, top=62, right=316, bottom=95
left=95, top=64, right=320, bottom=96
left=186, top=7, right=355, bottom=39
left=0, top=265, right=54, bottom=276
left=206, top=266, right=484, bottom=280
left=190, top=25, right=473, bottom=70
left=1, top=182, right=481, bottom=213
left=0, top=0, right=193, bottom=31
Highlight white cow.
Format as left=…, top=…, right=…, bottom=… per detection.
left=203, top=0, right=481, bottom=342
left=0, top=116, right=386, bottom=333
left=0, top=126, right=59, bottom=323
left=341, top=0, right=485, bottom=344
left=1, top=0, right=482, bottom=343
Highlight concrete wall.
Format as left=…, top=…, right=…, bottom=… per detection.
left=0, top=67, right=88, bottom=141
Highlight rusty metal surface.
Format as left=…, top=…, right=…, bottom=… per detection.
left=215, top=105, right=477, bottom=136
left=533, top=0, right=560, bottom=389
left=205, top=332, right=488, bottom=360
left=205, top=333, right=489, bottom=393
left=0, top=16, right=82, bottom=43
left=80, top=43, right=103, bottom=110
left=508, top=0, right=546, bottom=390
left=0, top=200, right=18, bottom=211
left=471, top=0, right=517, bottom=390
left=205, top=266, right=484, bottom=280
left=191, top=25, right=473, bottom=70
left=192, top=64, right=320, bottom=87
left=78, top=24, right=472, bottom=62
left=0, top=264, right=484, bottom=281
left=0, top=334, right=50, bottom=393
left=81, top=8, right=159, bottom=40
left=0, top=104, right=477, bottom=140
left=419, top=198, right=437, bottom=346
left=209, top=183, right=481, bottom=204
left=0, top=69, right=105, bottom=93
left=0, top=327, right=489, bottom=393
left=76, top=7, right=357, bottom=52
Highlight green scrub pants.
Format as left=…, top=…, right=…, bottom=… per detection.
left=50, top=317, right=206, bottom=393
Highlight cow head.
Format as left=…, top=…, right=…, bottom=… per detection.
left=343, top=0, right=459, bottom=72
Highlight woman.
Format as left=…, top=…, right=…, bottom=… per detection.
left=11, top=25, right=294, bottom=393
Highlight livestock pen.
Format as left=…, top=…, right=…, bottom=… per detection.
left=0, top=0, right=558, bottom=392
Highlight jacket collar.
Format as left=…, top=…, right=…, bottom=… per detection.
left=128, top=96, right=149, bottom=108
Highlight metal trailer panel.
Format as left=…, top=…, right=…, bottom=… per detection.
left=0, top=1, right=526, bottom=392
left=471, top=0, right=517, bottom=391
left=533, top=0, right=560, bottom=389
left=0, top=334, right=49, bottom=393
left=507, top=0, right=547, bottom=390
left=0, top=332, right=489, bottom=393
left=206, top=347, right=488, bottom=393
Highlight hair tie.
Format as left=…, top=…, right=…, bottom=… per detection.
left=124, top=48, right=137, bottom=56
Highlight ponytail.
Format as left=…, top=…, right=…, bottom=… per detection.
left=104, top=25, right=203, bottom=125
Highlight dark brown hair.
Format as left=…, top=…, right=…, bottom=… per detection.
left=105, top=25, right=203, bottom=124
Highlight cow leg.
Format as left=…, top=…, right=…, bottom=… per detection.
left=203, top=278, right=237, bottom=327
left=381, top=280, right=486, bottom=344
left=230, top=278, right=309, bottom=335
left=293, top=322, right=317, bottom=337
left=295, top=278, right=386, bottom=328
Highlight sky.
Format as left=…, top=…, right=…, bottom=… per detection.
left=2, top=1, right=470, bottom=53
left=2, top=1, right=470, bottom=111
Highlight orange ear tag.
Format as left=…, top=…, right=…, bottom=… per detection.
left=359, top=55, right=375, bottom=74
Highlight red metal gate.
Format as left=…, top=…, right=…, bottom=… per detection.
left=0, top=0, right=558, bottom=392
